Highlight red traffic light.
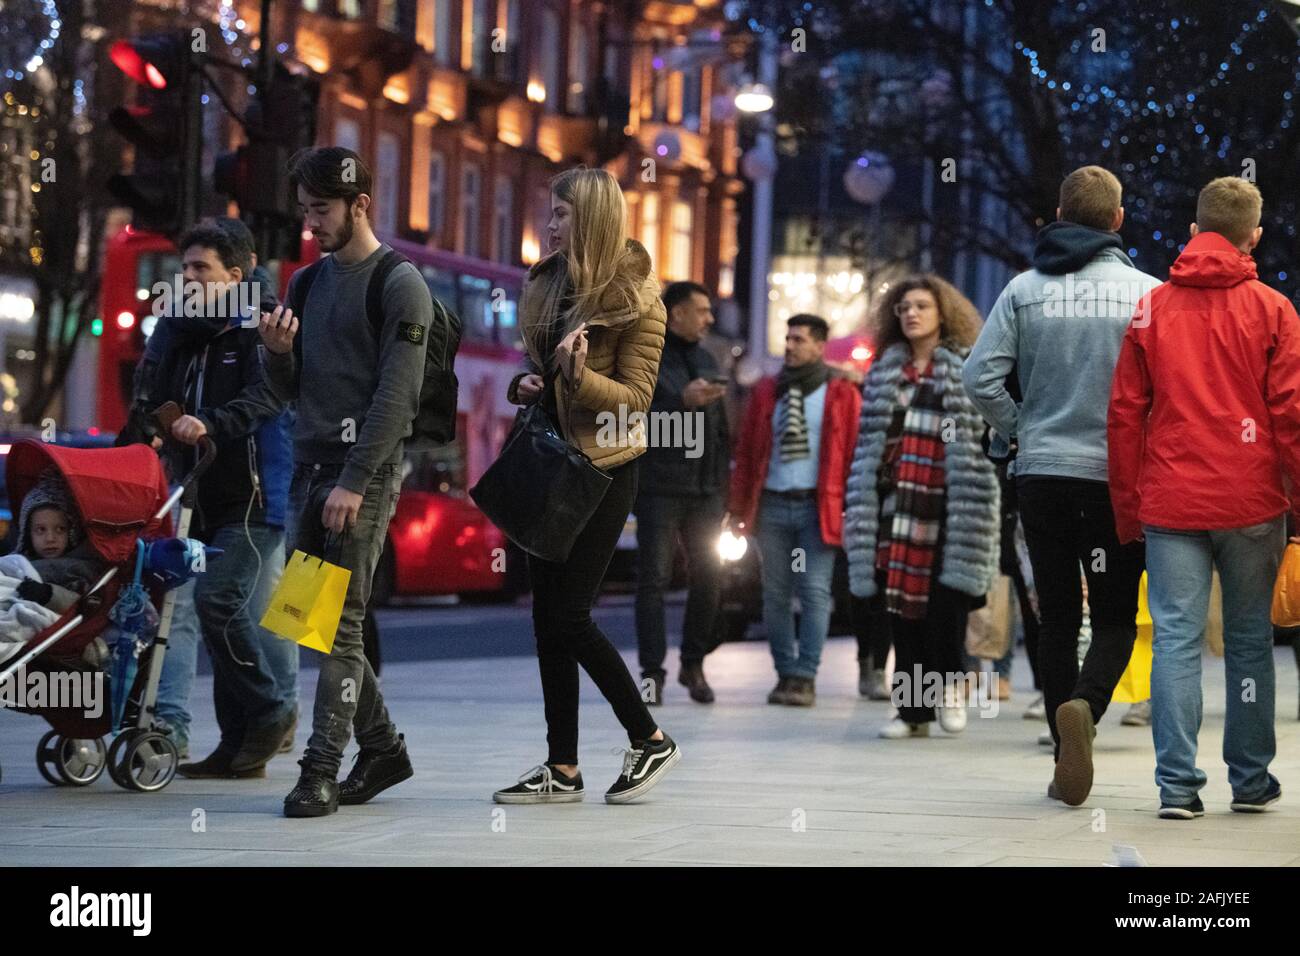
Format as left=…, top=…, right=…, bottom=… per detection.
left=111, top=39, right=169, bottom=89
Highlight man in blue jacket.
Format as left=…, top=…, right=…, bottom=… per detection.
left=127, top=220, right=296, bottom=778
left=964, top=166, right=1159, bottom=807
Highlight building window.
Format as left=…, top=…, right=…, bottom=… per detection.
left=428, top=150, right=447, bottom=240
left=681, top=66, right=702, bottom=132
left=339, top=0, right=362, bottom=18
left=493, top=175, right=513, bottom=264
left=434, top=0, right=453, bottom=66
left=669, top=200, right=692, bottom=279
left=334, top=115, right=361, bottom=153
left=567, top=21, right=589, bottom=114
left=539, top=6, right=561, bottom=111
left=470, top=0, right=492, bottom=77
left=460, top=162, right=481, bottom=257
left=640, top=193, right=660, bottom=268
left=376, top=131, right=402, bottom=237
left=302, top=0, right=319, bottom=12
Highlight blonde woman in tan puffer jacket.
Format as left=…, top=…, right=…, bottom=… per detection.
left=493, top=167, right=680, bottom=807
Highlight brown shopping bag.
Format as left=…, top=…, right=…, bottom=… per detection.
left=260, top=549, right=351, bottom=654
left=1112, top=572, right=1153, bottom=703
left=1271, top=543, right=1300, bottom=628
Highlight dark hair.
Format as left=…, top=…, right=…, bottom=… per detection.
left=289, top=146, right=373, bottom=205
left=179, top=222, right=253, bottom=278
left=869, top=274, right=982, bottom=350
left=662, top=281, right=710, bottom=314
left=787, top=313, right=830, bottom=342
left=214, top=215, right=258, bottom=262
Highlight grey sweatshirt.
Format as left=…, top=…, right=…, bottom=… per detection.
left=266, top=243, right=432, bottom=495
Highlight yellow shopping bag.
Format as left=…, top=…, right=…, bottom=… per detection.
left=1112, top=572, right=1153, bottom=704
left=260, top=550, right=351, bottom=654
left=1271, top=543, right=1300, bottom=627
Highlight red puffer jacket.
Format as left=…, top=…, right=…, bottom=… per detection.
left=1108, top=230, right=1300, bottom=544
left=727, top=374, right=862, bottom=546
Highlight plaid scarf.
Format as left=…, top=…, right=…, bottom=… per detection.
left=876, top=361, right=948, bottom=619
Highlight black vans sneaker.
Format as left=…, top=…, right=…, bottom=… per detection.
left=493, top=764, right=584, bottom=804
left=1157, top=796, right=1205, bottom=820
left=605, top=734, right=680, bottom=804
left=1230, top=778, right=1281, bottom=813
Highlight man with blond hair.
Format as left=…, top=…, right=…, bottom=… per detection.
left=1109, top=176, right=1300, bottom=819
left=965, top=166, right=1158, bottom=806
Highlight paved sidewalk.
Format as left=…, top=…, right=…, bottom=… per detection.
left=3, top=638, right=1300, bottom=866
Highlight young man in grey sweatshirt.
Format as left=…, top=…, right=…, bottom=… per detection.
left=963, top=166, right=1160, bottom=808
left=261, top=146, right=433, bottom=818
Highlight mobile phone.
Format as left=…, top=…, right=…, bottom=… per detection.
left=708, top=375, right=729, bottom=386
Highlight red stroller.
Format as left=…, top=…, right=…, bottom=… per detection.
left=0, top=432, right=215, bottom=791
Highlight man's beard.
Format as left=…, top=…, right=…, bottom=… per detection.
left=321, top=212, right=355, bottom=252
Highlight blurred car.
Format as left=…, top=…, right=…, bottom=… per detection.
left=370, top=447, right=527, bottom=605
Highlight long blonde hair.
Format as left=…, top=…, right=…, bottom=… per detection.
left=550, top=167, right=641, bottom=324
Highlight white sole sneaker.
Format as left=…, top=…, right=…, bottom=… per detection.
left=604, top=746, right=681, bottom=804
left=879, top=719, right=930, bottom=739
left=493, top=790, right=585, bottom=805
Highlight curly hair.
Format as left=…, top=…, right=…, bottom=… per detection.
left=868, top=273, right=983, bottom=351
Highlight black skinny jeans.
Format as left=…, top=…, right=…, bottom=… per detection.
left=1016, top=476, right=1144, bottom=755
left=528, top=459, right=659, bottom=766
left=891, top=581, right=973, bottom=724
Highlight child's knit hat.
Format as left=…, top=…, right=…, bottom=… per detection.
left=17, top=469, right=83, bottom=558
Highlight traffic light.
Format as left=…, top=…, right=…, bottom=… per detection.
left=214, top=64, right=320, bottom=260
left=108, top=33, right=204, bottom=238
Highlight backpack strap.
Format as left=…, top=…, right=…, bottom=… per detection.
left=365, top=250, right=412, bottom=339
left=288, top=257, right=327, bottom=369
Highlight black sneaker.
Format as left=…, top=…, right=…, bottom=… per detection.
left=493, top=764, right=584, bottom=804
left=1230, top=778, right=1282, bottom=813
left=339, top=734, right=413, bottom=806
left=284, top=761, right=339, bottom=818
left=605, top=734, right=680, bottom=804
left=230, top=709, right=297, bottom=773
left=1157, top=796, right=1205, bottom=820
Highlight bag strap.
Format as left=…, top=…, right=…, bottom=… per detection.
left=289, top=258, right=327, bottom=370
left=365, top=249, right=412, bottom=341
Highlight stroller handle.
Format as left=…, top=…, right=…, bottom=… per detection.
left=151, top=402, right=217, bottom=523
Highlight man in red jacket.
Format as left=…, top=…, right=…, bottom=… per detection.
left=728, top=314, right=861, bottom=706
left=1109, top=176, right=1300, bottom=819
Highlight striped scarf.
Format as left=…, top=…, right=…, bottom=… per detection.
left=876, top=361, right=948, bottom=619
left=776, top=360, right=829, bottom=462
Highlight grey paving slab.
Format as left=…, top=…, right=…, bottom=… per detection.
left=3, top=636, right=1300, bottom=866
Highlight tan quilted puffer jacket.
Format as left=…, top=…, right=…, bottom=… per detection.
left=510, top=239, right=667, bottom=471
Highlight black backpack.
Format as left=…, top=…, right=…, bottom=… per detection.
left=288, top=250, right=461, bottom=447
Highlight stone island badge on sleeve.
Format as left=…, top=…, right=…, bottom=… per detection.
left=398, top=322, right=425, bottom=344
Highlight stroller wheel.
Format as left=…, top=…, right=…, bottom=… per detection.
left=36, top=731, right=68, bottom=786
left=117, top=732, right=178, bottom=792
left=106, top=731, right=134, bottom=788
left=56, top=736, right=107, bottom=786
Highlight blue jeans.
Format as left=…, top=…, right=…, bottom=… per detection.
left=252, top=535, right=296, bottom=712
left=756, top=493, right=837, bottom=680
left=195, top=522, right=293, bottom=753
left=1145, top=518, right=1284, bottom=806
left=154, top=577, right=198, bottom=748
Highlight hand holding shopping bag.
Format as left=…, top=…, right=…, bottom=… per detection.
left=261, top=545, right=351, bottom=654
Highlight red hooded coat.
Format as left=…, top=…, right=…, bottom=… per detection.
left=1108, top=230, right=1300, bottom=543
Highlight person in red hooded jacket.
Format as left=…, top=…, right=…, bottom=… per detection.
left=1108, top=176, right=1300, bottom=820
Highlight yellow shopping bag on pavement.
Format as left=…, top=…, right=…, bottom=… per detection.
left=1112, top=572, right=1153, bottom=704
left=1271, top=543, right=1300, bottom=627
left=260, top=550, right=351, bottom=654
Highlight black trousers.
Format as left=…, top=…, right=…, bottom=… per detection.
left=634, top=492, right=725, bottom=678
left=1016, top=476, right=1144, bottom=754
left=528, top=459, right=659, bottom=766
left=890, top=582, right=972, bottom=724
left=853, top=594, right=891, bottom=670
